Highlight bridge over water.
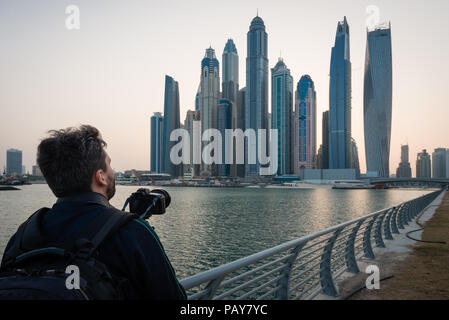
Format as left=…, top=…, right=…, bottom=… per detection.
left=368, top=178, right=449, bottom=188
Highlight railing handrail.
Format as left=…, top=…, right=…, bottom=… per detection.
left=181, top=207, right=389, bottom=289
left=179, top=189, right=444, bottom=299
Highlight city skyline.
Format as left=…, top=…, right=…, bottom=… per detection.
left=1, top=0, right=449, bottom=174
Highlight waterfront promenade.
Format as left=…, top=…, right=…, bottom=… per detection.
left=337, top=190, right=449, bottom=299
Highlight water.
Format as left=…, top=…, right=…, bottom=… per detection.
left=0, top=184, right=433, bottom=279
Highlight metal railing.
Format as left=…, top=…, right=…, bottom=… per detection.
left=179, top=189, right=444, bottom=300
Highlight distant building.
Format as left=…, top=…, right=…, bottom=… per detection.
left=322, top=111, right=329, bottom=169
left=246, top=15, right=269, bottom=177
left=200, top=47, right=220, bottom=176
left=162, top=75, right=182, bottom=178
left=432, top=148, right=448, bottom=178
left=217, top=99, right=232, bottom=176
left=396, top=145, right=412, bottom=178
left=416, top=149, right=431, bottom=178
left=195, top=85, right=201, bottom=111
left=183, top=110, right=201, bottom=177
left=236, top=87, right=246, bottom=177
left=294, top=75, right=317, bottom=175
left=351, top=138, right=360, bottom=172
left=364, top=24, right=393, bottom=178
left=329, top=17, right=352, bottom=169
left=271, top=58, right=293, bottom=175
left=32, top=165, right=42, bottom=177
left=316, top=145, right=323, bottom=169
left=151, top=112, right=164, bottom=173
left=222, top=39, right=240, bottom=177
left=6, top=149, right=22, bottom=176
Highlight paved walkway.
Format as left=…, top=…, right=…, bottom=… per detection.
left=334, top=190, right=449, bottom=300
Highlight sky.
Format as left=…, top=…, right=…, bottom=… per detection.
left=0, top=0, right=448, bottom=174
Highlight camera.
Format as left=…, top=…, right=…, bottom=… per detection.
left=123, top=188, right=171, bottom=219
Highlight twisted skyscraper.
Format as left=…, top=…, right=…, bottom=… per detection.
left=364, top=24, right=392, bottom=177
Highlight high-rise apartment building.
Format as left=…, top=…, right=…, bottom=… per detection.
left=150, top=112, right=164, bottom=173
left=294, top=75, right=317, bottom=175
left=200, top=47, right=220, bottom=176
left=416, top=149, right=431, bottom=178
left=6, top=149, right=22, bottom=176
left=245, top=15, right=269, bottom=176
left=222, top=39, right=240, bottom=177
left=183, top=110, right=201, bottom=177
left=364, top=24, right=393, bottom=177
left=396, top=144, right=412, bottom=178
left=162, top=75, right=182, bottom=178
left=432, top=148, right=448, bottom=178
left=271, top=58, right=293, bottom=175
left=322, top=111, right=330, bottom=169
left=329, top=17, right=352, bottom=169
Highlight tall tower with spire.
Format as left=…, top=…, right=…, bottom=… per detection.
left=200, top=47, right=220, bottom=175
left=245, top=15, right=269, bottom=177
left=329, top=16, right=352, bottom=169
left=222, top=39, right=240, bottom=177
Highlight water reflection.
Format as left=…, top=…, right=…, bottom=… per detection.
left=0, top=184, right=432, bottom=279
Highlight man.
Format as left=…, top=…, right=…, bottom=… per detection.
left=0, top=125, right=186, bottom=299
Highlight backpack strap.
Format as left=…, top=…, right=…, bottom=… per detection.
left=1, top=208, right=50, bottom=268
left=71, top=209, right=139, bottom=259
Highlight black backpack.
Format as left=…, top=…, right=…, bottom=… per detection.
left=0, top=207, right=138, bottom=300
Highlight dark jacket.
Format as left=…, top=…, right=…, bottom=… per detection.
left=0, top=192, right=187, bottom=300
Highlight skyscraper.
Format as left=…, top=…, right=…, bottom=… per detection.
left=416, top=149, right=431, bottom=178
left=432, top=148, right=448, bottom=178
left=294, top=75, right=317, bottom=175
left=162, top=75, right=181, bottom=178
left=195, top=85, right=201, bottom=111
left=351, top=138, right=360, bottom=172
left=271, top=58, right=293, bottom=175
left=6, top=149, right=22, bottom=176
left=200, top=47, right=220, bottom=176
left=329, top=16, right=352, bottom=169
left=237, top=87, right=246, bottom=177
left=246, top=15, right=268, bottom=176
left=222, top=39, right=239, bottom=102
left=150, top=112, right=163, bottom=173
left=217, top=99, right=232, bottom=176
left=184, top=110, right=201, bottom=177
left=322, top=111, right=330, bottom=169
left=396, top=144, right=412, bottom=178
left=222, top=39, right=240, bottom=177
left=364, top=24, right=393, bottom=177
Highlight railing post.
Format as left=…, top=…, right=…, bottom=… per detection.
left=391, top=206, right=400, bottom=234
left=383, top=208, right=394, bottom=240
left=373, top=212, right=386, bottom=248
left=345, top=221, right=363, bottom=273
left=403, top=202, right=411, bottom=225
left=319, top=228, right=342, bottom=297
left=200, top=276, right=225, bottom=300
left=363, top=215, right=377, bottom=259
left=275, top=242, right=306, bottom=300
left=396, top=204, right=406, bottom=229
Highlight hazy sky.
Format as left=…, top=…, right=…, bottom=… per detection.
left=1, top=0, right=448, bottom=174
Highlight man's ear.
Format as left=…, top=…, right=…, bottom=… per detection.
left=93, top=169, right=107, bottom=187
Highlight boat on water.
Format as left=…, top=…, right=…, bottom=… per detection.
left=332, top=180, right=375, bottom=190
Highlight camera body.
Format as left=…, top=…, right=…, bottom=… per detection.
left=127, top=188, right=171, bottom=218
